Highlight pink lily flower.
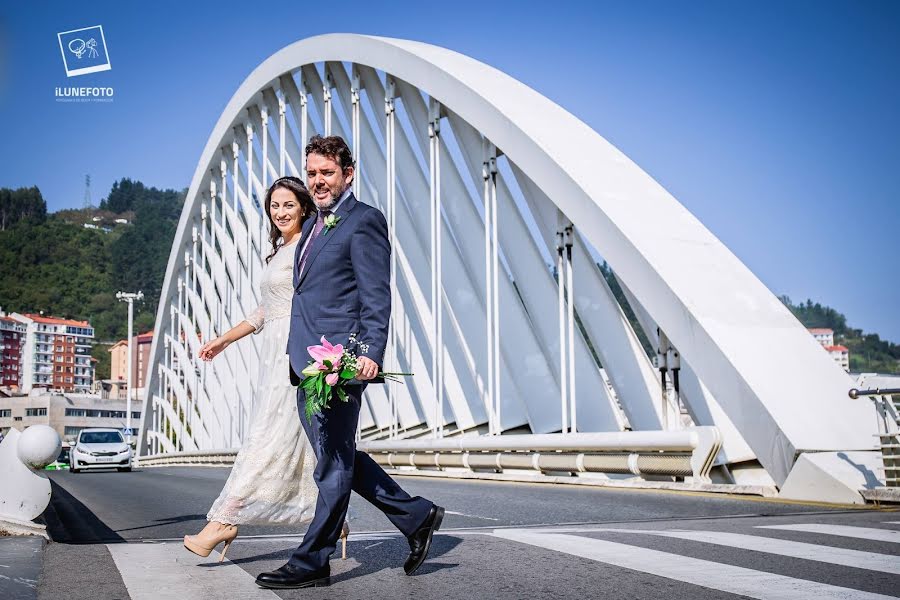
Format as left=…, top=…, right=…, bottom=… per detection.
left=325, top=372, right=339, bottom=386
left=307, top=336, right=344, bottom=369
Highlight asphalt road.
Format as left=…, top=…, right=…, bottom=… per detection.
left=35, top=467, right=900, bottom=599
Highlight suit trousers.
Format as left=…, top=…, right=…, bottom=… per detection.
left=288, top=384, right=433, bottom=572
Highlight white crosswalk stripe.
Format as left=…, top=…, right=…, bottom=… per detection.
left=96, top=523, right=900, bottom=599
left=492, top=528, right=899, bottom=600
left=107, top=542, right=279, bottom=600
left=621, top=528, right=900, bottom=575
left=758, top=524, right=900, bottom=544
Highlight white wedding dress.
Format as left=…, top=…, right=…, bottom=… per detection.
left=206, top=238, right=319, bottom=526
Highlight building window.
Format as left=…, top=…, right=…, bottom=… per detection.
left=65, top=408, right=87, bottom=417
left=13, top=416, right=22, bottom=421
left=64, top=426, right=84, bottom=436
left=131, top=411, right=141, bottom=419
left=25, top=408, right=47, bottom=417
left=0, top=409, right=11, bottom=418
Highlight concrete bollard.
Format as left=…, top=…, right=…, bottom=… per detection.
left=0, top=426, right=61, bottom=538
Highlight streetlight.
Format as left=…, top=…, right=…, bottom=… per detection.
left=116, top=291, right=143, bottom=444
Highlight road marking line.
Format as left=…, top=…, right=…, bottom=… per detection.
left=446, top=510, right=500, bottom=521
left=107, top=542, right=279, bottom=600
left=492, top=530, right=896, bottom=600
left=757, top=524, right=900, bottom=544
left=620, top=529, right=900, bottom=575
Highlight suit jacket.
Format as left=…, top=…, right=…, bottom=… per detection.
left=287, top=192, right=390, bottom=386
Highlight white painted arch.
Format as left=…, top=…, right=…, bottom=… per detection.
left=140, top=34, right=875, bottom=486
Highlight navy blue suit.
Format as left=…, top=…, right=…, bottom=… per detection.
left=287, top=192, right=432, bottom=573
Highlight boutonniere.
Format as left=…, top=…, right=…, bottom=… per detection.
left=323, top=214, right=341, bottom=235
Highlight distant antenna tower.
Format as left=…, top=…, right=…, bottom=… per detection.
left=83, top=174, right=92, bottom=209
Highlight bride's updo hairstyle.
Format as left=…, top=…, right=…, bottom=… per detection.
left=263, top=176, right=315, bottom=264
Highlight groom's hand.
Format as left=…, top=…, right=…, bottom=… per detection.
left=356, top=356, right=379, bottom=381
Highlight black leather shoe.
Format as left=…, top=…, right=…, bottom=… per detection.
left=404, top=504, right=445, bottom=575
left=255, top=564, right=330, bottom=589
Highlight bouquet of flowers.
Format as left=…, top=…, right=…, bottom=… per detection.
left=300, top=334, right=412, bottom=422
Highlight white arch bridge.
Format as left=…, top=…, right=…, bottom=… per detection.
left=137, top=34, right=878, bottom=502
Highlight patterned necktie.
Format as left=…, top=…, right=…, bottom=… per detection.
left=298, top=210, right=331, bottom=276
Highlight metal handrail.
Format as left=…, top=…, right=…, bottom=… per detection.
left=850, top=386, right=900, bottom=489
left=359, top=427, right=722, bottom=483
left=849, top=388, right=900, bottom=399
left=137, top=428, right=723, bottom=482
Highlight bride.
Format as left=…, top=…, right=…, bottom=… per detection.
left=182, top=176, right=349, bottom=562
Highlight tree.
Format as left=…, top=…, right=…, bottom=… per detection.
left=100, top=178, right=147, bottom=213
left=0, top=186, right=47, bottom=230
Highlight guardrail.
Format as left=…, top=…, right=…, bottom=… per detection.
left=136, top=428, right=722, bottom=483
left=358, top=427, right=722, bottom=483
left=136, top=449, right=237, bottom=467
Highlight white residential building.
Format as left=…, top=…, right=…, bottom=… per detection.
left=808, top=328, right=834, bottom=347
left=808, top=328, right=850, bottom=372
left=8, top=313, right=95, bottom=393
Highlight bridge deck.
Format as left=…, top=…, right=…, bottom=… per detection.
left=34, top=467, right=900, bottom=599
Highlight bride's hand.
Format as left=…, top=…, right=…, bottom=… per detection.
left=199, top=337, right=230, bottom=361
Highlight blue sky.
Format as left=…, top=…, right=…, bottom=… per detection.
left=1, top=1, right=898, bottom=341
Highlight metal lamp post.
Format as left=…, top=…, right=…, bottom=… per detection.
left=116, top=291, right=143, bottom=443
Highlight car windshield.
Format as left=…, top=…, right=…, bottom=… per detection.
left=79, top=432, right=123, bottom=444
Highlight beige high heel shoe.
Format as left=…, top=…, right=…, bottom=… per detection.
left=340, top=521, right=350, bottom=560
left=183, top=522, right=239, bottom=562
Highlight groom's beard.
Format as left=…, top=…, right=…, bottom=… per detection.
left=313, top=184, right=348, bottom=211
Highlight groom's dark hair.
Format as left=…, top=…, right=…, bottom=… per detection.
left=305, top=135, right=355, bottom=173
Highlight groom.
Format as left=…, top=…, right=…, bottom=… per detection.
left=256, top=135, right=444, bottom=590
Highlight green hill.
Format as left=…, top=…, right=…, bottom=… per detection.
left=0, top=181, right=184, bottom=378
left=780, top=296, right=900, bottom=374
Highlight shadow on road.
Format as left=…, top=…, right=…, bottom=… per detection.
left=212, top=534, right=462, bottom=581
left=115, top=513, right=209, bottom=534
left=42, top=480, right=126, bottom=544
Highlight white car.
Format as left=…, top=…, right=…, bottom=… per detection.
left=70, top=428, right=133, bottom=473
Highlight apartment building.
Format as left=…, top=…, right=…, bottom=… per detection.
left=0, top=315, right=26, bottom=389
left=8, top=313, right=95, bottom=393
left=808, top=327, right=851, bottom=372
left=109, top=331, right=153, bottom=394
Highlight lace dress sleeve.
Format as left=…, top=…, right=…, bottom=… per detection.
left=244, top=305, right=265, bottom=334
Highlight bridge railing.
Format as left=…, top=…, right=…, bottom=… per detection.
left=359, top=427, right=721, bottom=483
left=136, top=449, right=237, bottom=467
left=850, top=386, right=900, bottom=490
left=137, top=427, right=722, bottom=483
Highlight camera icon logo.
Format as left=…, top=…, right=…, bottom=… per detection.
left=57, top=25, right=111, bottom=78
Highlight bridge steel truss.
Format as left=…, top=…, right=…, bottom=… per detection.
left=138, top=34, right=875, bottom=489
